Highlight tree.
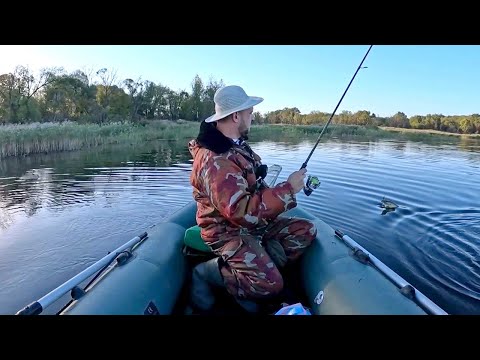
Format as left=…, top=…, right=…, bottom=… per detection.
left=203, top=77, right=224, bottom=119
left=190, top=74, right=204, bottom=121
left=389, top=112, right=409, bottom=128
left=95, top=68, right=119, bottom=122
left=123, top=78, right=146, bottom=121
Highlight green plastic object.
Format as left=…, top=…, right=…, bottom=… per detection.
left=184, top=225, right=212, bottom=253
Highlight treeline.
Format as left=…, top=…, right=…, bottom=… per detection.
left=259, top=109, right=480, bottom=135
left=1, top=65, right=479, bottom=134
left=0, top=65, right=224, bottom=124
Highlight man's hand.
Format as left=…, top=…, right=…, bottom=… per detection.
left=287, top=168, right=307, bottom=193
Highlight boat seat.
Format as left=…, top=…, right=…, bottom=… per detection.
left=184, top=225, right=212, bottom=253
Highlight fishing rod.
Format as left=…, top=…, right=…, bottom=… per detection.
left=302, top=45, right=373, bottom=196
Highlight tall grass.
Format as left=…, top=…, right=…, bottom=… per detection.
left=250, top=124, right=470, bottom=143
left=0, top=120, right=200, bottom=158
left=1, top=121, right=471, bottom=159
left=250, top=124, right=387, bottom=142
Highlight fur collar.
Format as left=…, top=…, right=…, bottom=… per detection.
left=196, top=120, right=235, bottom=154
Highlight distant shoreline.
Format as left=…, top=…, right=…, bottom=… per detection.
left=380, top=126, right=480, bottom=137
left=1, top=121, right=479, bottom=159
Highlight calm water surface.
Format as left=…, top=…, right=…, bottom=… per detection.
left=1, top=136, right=479, bottom=315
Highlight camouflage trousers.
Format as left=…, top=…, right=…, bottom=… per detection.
left=212, top=216, right=317, bottom=300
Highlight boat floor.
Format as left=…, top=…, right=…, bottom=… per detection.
left=172, top=251, right=310, bottom=315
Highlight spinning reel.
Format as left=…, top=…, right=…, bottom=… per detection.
left=303, top=175, right=321, bottom=196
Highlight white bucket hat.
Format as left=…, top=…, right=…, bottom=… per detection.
left=205, top=85, right=263, bottom=123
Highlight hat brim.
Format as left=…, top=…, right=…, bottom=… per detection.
left=205, top=96, right=264, bottom=123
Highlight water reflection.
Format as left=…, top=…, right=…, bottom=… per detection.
left=0, top=141, right=192, bottom=230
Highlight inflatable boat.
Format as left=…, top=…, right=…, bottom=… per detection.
left=16, top=198, right=448, bottom=315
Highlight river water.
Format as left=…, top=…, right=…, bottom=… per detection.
left=1, top=135, right=479, bottom=315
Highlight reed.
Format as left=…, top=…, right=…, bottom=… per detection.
left=2, top=121, right=472, bottom=159
left=0, top=121, right=200, bottom=158
left=249, top=124, right=471, bottom=143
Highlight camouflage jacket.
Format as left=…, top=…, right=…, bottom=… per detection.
left=188, top=121, right=297, bottom=248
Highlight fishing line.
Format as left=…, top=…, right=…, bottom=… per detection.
left=301, top=45, right=374, bottom=196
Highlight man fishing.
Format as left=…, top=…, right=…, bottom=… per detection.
left=187, top=85, right=317, bottom=313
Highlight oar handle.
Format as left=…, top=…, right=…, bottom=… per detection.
left=16, top=231, right=148, bottom=315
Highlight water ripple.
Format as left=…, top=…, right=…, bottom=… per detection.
left=1, top=138, right=480, bottom=314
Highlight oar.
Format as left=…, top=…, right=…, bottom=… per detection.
left=334, top=229, right=448, bottom=315
left=16, top=231, right=148, bottom=315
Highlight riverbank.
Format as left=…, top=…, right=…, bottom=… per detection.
left=1, top=121, right=478, bottom=158
left=380, top=126, right=480, bottom=137
left=0, top=120, right=199, bottom=159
